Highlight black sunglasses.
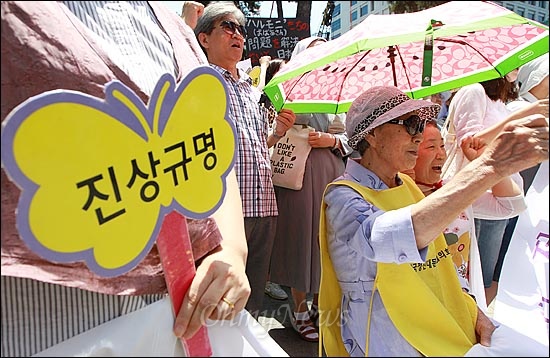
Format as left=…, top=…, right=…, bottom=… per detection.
left=219, top=20, right=247, bottom=38
left=387, top=114, right=426, bottom=136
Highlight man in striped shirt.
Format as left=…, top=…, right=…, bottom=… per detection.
left=195, top=2, right=296, bottom=317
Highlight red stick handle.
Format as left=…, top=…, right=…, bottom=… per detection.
left=157, top=211, right=212, bottom=357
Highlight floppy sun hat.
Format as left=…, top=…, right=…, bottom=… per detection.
left=346, top=86, right=440, bottom=150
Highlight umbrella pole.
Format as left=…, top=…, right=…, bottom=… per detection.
left=388, top=46, right=397, bottom=87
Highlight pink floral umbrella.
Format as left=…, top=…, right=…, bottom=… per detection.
left=263, top=1, right=549, bottom=114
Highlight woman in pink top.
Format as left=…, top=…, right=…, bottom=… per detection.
left=442, top=71, right=549, bottom=305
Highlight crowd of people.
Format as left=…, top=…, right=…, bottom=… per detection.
left=1, top=1, right=548, bottom=357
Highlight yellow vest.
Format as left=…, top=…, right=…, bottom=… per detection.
left=319, top=175, right=477, bottom=357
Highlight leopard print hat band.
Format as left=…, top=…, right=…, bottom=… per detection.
left=346, top=86, right=440, bottom=150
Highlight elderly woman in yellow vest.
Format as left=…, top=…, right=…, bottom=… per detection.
left=318, top=86, right=549, bottom=356
left=402, top=120, right=527, bottom=313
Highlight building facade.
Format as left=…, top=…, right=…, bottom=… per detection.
left=330, top=1, right=549, bottom=39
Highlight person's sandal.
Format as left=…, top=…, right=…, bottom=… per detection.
left=308, top=304, right=319, bottom=326
left=290, top=311, right=319, bottom=342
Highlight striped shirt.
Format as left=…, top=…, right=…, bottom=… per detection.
left=1, top=2, right=187, bottom=356
left=62, top=1, right=178, bottom=96
left=210, top=65, right=278, bottom=217
left=1, top=276, right=164, bottom=357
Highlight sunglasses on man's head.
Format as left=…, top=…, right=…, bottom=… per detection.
left=387, top=114, right=425, bottom=136
left=219, top=20, right=247, bottom=38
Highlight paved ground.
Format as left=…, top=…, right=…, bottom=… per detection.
left=255, top=285, right=319, bottom=357
left=253, top=285, right=497, bottom=357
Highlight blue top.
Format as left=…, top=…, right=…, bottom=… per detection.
left=324, top=159, right=427, bottom=356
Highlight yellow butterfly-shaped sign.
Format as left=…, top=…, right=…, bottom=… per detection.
left=0, top=66, right=236, bottom=277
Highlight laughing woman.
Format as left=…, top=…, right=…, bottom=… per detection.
left=402, top=120, right=527, bottom=312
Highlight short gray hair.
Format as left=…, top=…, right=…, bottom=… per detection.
left=194, top=2, right=245, bottom=38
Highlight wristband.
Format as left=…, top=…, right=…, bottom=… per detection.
left=273, top=132, right=284, bottom=139
left=332, top=135, right=339, bottom=149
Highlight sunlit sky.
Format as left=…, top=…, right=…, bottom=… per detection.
left=160, top=1, right=328, bottom=35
